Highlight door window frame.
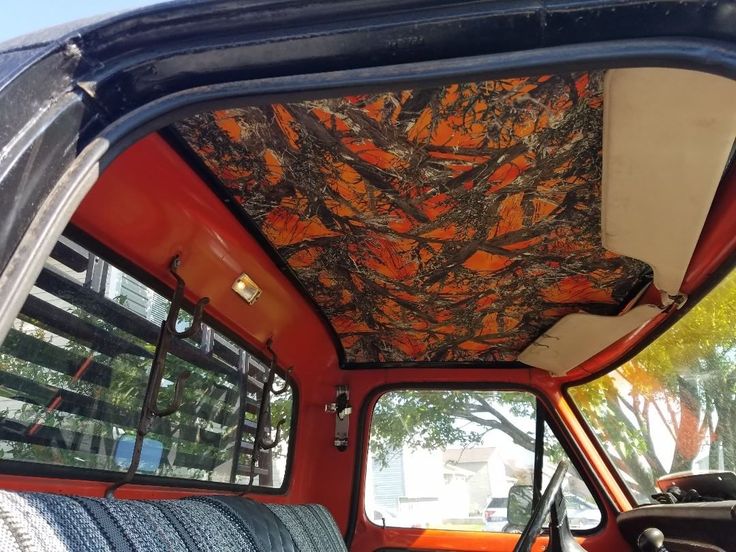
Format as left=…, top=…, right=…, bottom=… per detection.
left=349, top=382, right=610, bottom=544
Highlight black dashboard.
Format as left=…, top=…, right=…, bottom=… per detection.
left=618, top=501, right=736, bottom=552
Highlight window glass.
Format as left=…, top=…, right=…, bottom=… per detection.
left=366, top=390, right=601, bottom=532
left=0, top=236, right=292, bottom=488
left=569, top=268, right=736, bottom=504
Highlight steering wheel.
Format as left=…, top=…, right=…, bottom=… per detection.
left=512, top=460, right=570, bottom=552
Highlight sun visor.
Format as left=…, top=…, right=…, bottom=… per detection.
left=602, top=68, right=736, bottom=298
left=518, top=305, right=662, bottom=375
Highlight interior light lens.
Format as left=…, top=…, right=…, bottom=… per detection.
left=232, top=273, right=262, bottom=304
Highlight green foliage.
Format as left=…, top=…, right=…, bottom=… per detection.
left=570, top=269, right=736, bottom=502
left=0, top=276, right=291, bottom=487
left=370, top=390, right=536, bottom=468
left=542, top=424, right=565, bottom=465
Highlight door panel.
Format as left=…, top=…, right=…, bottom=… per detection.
left=353, top=388, right=629, bottom=551
left=350, top=521, right=630, bottom=551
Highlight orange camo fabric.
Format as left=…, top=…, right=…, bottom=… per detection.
left=175, top=72, right=650, bottom=364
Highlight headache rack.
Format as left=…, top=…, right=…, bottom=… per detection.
left=0, top=235, right=288, bottom=488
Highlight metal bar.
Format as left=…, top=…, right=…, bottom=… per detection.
left=0, top=418, right=235, bottom=473
left=0, top=370, right=141, bottom=428
left=533, top=398, right=545, bottom=511
left=258, top=394, right=273, bottom=487
left=34, top=267, right=238, bottom=381
left=2, top=328, right=113, bottom=388
left=0, top=418, right=112, bottom=453
left=98, top=262, right=109, bottom=296
left=200, top=324, right=214, bottom=354
left=242, top=396, right=259, bottom=416
left=4, top=326, right=232, bottom=428
left=236, top=461, right=270, bottom=478
left=248, top=361, right=268, bottom=379
left=0, top=370, right=234, bottom=445
left=0, top=342, right=237, bottom=434
left=21, top=294, right=151, bottom=359
left=49, top=241, right=88, bottom=273
left=211, top=337, right=239, bottom=366
left=247, top=375, right=264, bottom=390
left=230, top=349, right=248, bottom=484
left=33, top=268, right=243, bottom=424
left=84, top=256, right=107, bottom=294
left=242, top=340, right=292, bottom=492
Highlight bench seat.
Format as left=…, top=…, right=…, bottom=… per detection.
left=0, top=490, right=347, bottom=552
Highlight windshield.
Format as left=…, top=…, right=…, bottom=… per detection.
left=569, top=268, right=736, bottom=504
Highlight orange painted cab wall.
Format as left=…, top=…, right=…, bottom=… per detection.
left=72, top=133, right=339, bottom=378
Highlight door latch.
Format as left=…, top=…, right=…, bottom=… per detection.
left=325, top=385, right=351, bottom=451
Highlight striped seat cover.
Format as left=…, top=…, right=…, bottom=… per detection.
left=0, top=490, right=347, bottom=552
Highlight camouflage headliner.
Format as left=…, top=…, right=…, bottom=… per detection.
left=174, top=72, right=651, bottom=364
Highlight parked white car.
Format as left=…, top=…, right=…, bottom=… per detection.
left=483, top=497, right=508, bottom=532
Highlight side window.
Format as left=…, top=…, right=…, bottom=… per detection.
left=366, top=390, right=601, bottom=532
left=0, top=236, right=292, bottom=489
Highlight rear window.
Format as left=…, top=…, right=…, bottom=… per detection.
left=569, top=268, right=736, bottom=504
left=0, top=236, right=292, bottom=489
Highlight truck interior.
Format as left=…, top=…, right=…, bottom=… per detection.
left=1, top=2, right=736, bottom=551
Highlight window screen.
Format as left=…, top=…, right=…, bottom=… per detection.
left=0, top=236, right=292, bottom=488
